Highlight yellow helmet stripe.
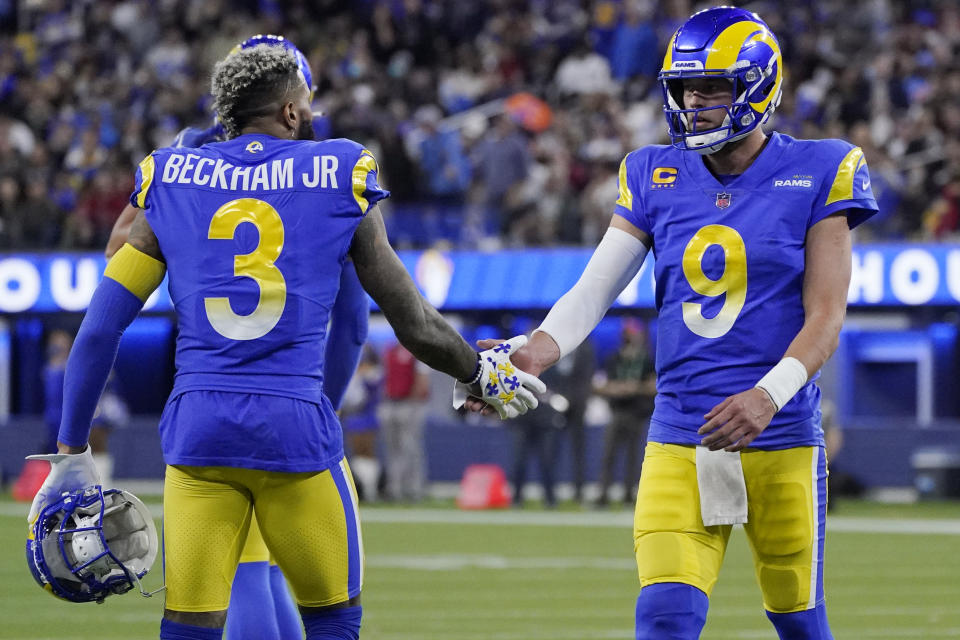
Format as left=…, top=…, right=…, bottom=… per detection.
left=615, top=156, right=633, bottom=211
left=746, top=31, right=782, bottom=113
left=661, top=30, right=679, bottom=71
left=705, top=21, right=766, bottom=70
left=825, top=147, right=865, bottom=205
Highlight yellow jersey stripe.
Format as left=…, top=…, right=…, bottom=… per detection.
left=103, top=243, right=166, bottom=302
left=352, top=150, right=378, bottom=213
left=825, top=147, right=865, bottom=206
left=615, top=156, right=633, bottom=211
left=135, top=155, right=156, bottom=209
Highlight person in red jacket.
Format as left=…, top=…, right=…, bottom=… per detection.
left=379, top=341, right=431, bottom=502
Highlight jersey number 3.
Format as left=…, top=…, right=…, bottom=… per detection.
left=204, top=198, right=286, bottom=340
left=681, top=224, right=747, bottom=339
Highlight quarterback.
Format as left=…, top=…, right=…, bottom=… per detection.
left=29, top=44, right=543, bottom=640
left=474, top=6, right=877, bottom=639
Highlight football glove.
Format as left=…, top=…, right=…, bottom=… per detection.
left=26, top=446, right=100, bottom=525
left=452, top=335, right=546, bottom=419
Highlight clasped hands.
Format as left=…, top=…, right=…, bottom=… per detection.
left=453, top=335, right=547, bottom=419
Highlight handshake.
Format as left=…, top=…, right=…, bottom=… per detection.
left=452, top=335, right=548, bottom=420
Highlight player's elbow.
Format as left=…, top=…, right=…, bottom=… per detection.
left=392, top=325, right=432, bottom=359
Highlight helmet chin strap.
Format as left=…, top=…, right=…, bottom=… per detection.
left=693, top=140, right=727, bottom=156
left=690, top=127, right=755, bottom=156
left=684, top=111, right=734, bottom=155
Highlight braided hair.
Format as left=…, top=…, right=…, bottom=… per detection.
left=211, top=44, right=304, bottom=139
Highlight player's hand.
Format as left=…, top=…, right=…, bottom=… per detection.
left=26, top=446, right=100, bottom=525
left=466, top=333, right=558, bottom=415
left=453, top=335, right=547, bottom=420
left=698, top=388, right=776, bottom=452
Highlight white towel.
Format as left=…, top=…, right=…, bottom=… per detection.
left=695, top=446, right=748, bottom=526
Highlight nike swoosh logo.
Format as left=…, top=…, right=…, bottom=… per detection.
left=862, top=178, right=870, bottom=190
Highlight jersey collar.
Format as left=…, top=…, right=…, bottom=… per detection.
left=681, top=131, right=787, bottom=191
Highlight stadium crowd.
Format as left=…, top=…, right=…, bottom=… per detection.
left=0, top=0, right=958, bottom=250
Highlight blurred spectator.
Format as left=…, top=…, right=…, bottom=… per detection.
left=341, top=345, right=384, bottom=502
left=593, top=320, right=656, bottom=506
left=923, top=173, right=960, bottom=239
left=578, top=153, right=622, bottom=245
left=549, top=340, right=596, bottom=503
left=414, top=105, right=471, bottom=199
left=379, top=341, right=430, bottom=502
left=90, top=370, right=130, bottom=489
left=509, top=340, right=593, bottom=507
left=607, top=0, right=659, bottom=83
left=0, top=0, right=957, bottom=249
left=0, top=115, right=36, bottom=156
left=511, top=391, right=561, bottom=509
left=62, top=128, right=108, bottom=181
left=554, top=37, right=616, bottom=97
left=145, top=28, right=192, bottom=86
left=41, top=330, right=72, bottom=454
left=63, top=166, right=132, bottom=249
left=471, top=114, right=530, bottom=236
left=17, top=176, right=64, bottom=248
left=0, top=175, right=20, bottom=248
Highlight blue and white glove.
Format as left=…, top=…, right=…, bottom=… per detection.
left=26, top=447, right=100, bottom=525
left=452, top=335, right=547, bottom=420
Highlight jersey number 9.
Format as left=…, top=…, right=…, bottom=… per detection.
left=681, top=224, right=747, bottom=339
left=204, top=198, right=287, bottom=341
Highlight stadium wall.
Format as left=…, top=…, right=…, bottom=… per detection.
left=1, top=414, right=957, bottom=493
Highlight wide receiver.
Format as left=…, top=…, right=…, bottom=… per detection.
left=473, top=6, right=877, bottom=639
left=30, top=44, right=543, bottom=640
left=102, top=35, right=366, bottom=640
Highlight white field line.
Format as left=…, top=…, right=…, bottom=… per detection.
left=368, top=553, right=634, bottom=571
left=359, top=509, right=960, bottom=535
left=2, top=502, right=958, bottom=534
left=350, top=628, right=960, bottom=640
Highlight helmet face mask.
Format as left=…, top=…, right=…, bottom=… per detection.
left=659, top=7, right=783, bottom=155
left=27, top=486, right=159, bottom=604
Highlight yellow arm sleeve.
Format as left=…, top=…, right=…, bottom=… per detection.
left=102, top=243, right=166, bottom=302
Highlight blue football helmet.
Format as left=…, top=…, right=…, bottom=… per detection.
left=27, top=486, right=159, bottom=603
left=234, top=34, right=315, bottom=99
left=659, top=6, right=783, bottom=154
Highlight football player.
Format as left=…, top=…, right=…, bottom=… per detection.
left=30, top=44, right=543, bottom=640
left=469, top=6, right=877, bottom=639
left=103, top=35, right=361, bottom=640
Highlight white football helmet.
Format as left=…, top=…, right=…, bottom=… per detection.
left=27, top=486, right=160, bottom=603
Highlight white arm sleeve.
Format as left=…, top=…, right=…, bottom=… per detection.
left=536, top=226, right=649, bottom=359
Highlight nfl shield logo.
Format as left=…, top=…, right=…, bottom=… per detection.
left=715, top=192, right=731, bottom=209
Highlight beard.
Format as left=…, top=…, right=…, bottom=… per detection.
left=296, top=116, right=315, bottom=141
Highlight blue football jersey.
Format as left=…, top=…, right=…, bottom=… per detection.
left=129, top=134, right=387, bottom=469
left=614, top=132, right=877, bottom=449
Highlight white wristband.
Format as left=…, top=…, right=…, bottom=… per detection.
left=755, top=357, right=808, bottom=412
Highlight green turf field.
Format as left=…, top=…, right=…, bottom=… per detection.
left=2, top=497, right=959, bottom=639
